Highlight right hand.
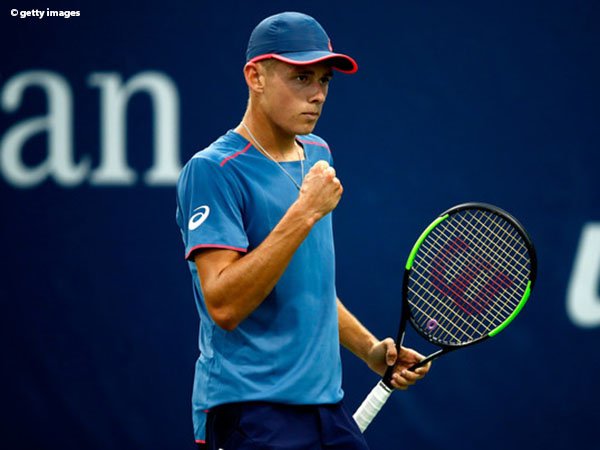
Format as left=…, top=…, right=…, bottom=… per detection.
left=297, top=160, right=343, bottom=220
left=366, top=339, right=431, bottom=390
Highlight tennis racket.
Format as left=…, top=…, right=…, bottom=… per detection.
left=352, top=202, right=537, bottom=432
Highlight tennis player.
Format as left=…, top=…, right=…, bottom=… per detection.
left=176, top=12, right=431, bottom=449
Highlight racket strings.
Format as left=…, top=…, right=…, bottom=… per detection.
left=411, top=243, right=494, bottom=337
left=436, top=209, right=528, bottom=277
left=439, top=214, right=528, bottom=310
left=417, top=214, right=529, bottom=338
left=420, top=213, right=529, bottom=340
left=447, top=211, right=530, bottom=329
left=449, top=212, right=530, bottom=302
left=411, top=255, right=517, bottom=344
left=408, top=209, right=532, bottom=345
left=414, top=226, right=525, bottom=329
left=407, top=282, right=474, bottom=342
left=461, top=210, right=530, bottom=274
left=410, top=261, right=493, bottom=342
left=427, top=229, right=514, bottom=311
left=430, top=211, right=530, bottom=297
left=411, top=258, right=486, bottom=337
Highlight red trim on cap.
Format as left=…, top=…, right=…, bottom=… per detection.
left=186, top=244, right=248, bottom=260
left=248, top=53, right=358, bottom=74
left=195, top=439, right=206, bottom=444
left=220, top=142, right=252, bottom=167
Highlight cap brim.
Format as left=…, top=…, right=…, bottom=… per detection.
left=248, top=51, right=358, bottom=74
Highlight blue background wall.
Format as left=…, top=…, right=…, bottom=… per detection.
left=2, top=1, right=599, bottom=449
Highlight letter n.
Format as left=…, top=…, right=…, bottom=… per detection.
left=88, top=71, right=181, bottom=186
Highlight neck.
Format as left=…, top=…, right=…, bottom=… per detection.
left=236, top=111, right=301, bottom=161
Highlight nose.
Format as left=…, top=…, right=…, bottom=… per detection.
left=309, top=81, right=327, bottom=104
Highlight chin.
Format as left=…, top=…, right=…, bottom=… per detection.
left=295, top=123, right=318, bottom=136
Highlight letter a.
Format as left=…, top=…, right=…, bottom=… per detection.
left=0, top=71, right=90, bottom=187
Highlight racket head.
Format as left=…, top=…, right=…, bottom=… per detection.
left=403, top=202, right=537, bottom=348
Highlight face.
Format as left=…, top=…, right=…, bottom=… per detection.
left=255, top=60, right=334, bottom=136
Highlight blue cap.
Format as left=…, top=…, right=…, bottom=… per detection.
left=246, top=12, right=358, bottom=74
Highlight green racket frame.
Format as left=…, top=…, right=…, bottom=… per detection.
left=383, top=202, right=537, bottom=385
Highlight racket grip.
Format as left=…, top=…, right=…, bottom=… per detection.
left=352, top=380, right=393, bottom=433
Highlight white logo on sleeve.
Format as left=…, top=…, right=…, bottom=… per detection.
left=188, top=205, right=210, bottom=230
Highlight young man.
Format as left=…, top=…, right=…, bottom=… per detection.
left=176, top=12, right=430, bottom=449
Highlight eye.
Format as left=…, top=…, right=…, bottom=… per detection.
left=296, top=74, right=309, bottom=82
left=320, top=76, right=332, bottom=85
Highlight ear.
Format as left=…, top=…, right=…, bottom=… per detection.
left=244, top=62, right=267, bottom=93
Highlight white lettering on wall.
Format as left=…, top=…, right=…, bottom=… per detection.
left=88, top=71, right=181, bottom=186
left=0, top=71, right=91, bottom=187
left=567, top=223, right=600, bottom=328
left=0, top=70, right=181, bottom=188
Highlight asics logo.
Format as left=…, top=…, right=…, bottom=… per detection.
left=188, top=205, right=210, bottom=230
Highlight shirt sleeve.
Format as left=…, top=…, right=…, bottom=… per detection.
left=176, top=156, right=248, bottom=260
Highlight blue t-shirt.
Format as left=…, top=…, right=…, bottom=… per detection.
left=175, top=130, right=343, bottom=442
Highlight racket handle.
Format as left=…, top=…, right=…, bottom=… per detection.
left=352, top=380, right=393, bottom=433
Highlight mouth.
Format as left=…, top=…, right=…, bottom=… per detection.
left=302, top=112, right=320, bottom=119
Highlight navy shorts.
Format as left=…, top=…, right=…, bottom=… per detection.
left=199, top=401, right=370, bottom=450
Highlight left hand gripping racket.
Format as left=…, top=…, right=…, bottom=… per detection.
left=353, top=203, right=537, bottom=432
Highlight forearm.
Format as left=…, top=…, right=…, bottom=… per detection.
left=201, top=200, right=319, bottom=330
left=338, top=299, right=432, bottom=386
left=337, top=298, right=379, bottom=363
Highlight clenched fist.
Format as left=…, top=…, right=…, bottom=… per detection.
left=297, top=160, right=343, bottom=220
